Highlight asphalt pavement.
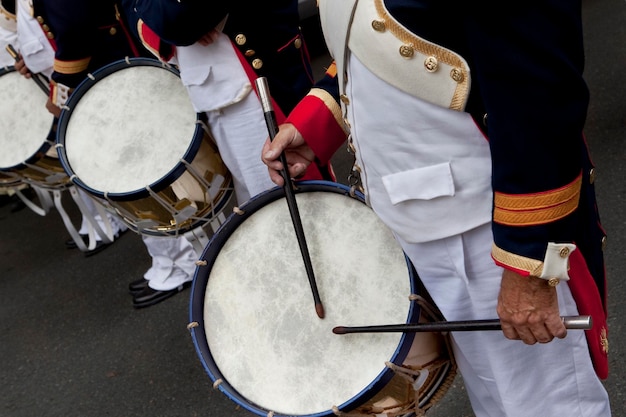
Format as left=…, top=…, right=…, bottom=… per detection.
left=1, top=1, right=625, bottom=416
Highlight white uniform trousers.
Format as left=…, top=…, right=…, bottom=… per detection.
left=141, top=235, right=197, bottom=291
left=76, top=188, right=127, bottom=241
left=397, top=225, right=611, bottom=417
left=176, top=34, right=275, bottom=204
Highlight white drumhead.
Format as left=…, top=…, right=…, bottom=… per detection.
left=63, top=63, right=197, bottom=193
left=0, top=70, right=54, bottom=169
left=203, top=189, right=414, bottom=415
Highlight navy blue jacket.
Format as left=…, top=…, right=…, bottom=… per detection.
left=289, top=0, right=608, bottom=377
left=32, top=0, right=149, bottom=90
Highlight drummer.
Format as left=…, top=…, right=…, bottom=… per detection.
left=262, top=1, right=611, bottom=416
left=121, top=0, right=334, bottom=204
left=29, top=0, right=199, bottom=306
left=118, top=0, right=334, bottom=307
left=10, top=0, right=127, bottom=256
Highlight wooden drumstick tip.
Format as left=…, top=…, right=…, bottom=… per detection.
left=332, top=326, right=345, bottom=334
left=316, top=303, right=325, bottom=319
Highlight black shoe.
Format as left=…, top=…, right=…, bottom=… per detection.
left=132, top=282, right=191, bottom=309
left=65, top=236, right=110, bottom=256
left=84, top=240, right=113, bottom=257
left=65, top=235, right=88, bottom=249
left=128, top=278, right=149, bottom=295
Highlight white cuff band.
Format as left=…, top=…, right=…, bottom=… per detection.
left=538, top=242, right=576, bottom=282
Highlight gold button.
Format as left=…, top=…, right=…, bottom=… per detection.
left=589, top=168, right=596, bottom=184
left=450, top=68, right=464, bottom=83
left=36, top=16, right=43, bottom=23
left=109, top=27, right=117, bottom=36
left=294, top=38, right=302, bottom=49
left=482, top=113, right=488, bottom=127
left=424, top=56, right=438, bottom=72
left=371, top=20, right=385, bottom=32
left=601, top=236, right=607, bottom=251
left=244, top=49, right=255, bottom=57
left=42, top=24, right=49, bottom=31
left=559, top=247, right=570, bottom=258
left=399, top=44, right=414, bottom=59
left=547, top=278, right=560, bottom=287
left=46, top=32, right=54, bottom=39
left=235, top=34, right=246, bottom=45
left=340, top=94, right=350, bottom=105
left=252, top=58, right=263, bottom=69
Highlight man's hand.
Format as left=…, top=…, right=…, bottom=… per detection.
left=14, top=56, right=32, bottom=78
left=45, top=97, right=62, bottom=118
left=497, top=269, right=567, bottom=344
left=261, top=123, right=315, bottom=186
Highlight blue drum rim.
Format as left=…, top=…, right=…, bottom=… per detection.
left=0, top=66, right=57, bottom=172
left=56, top=57, right=206, bottom=201
left=189, top=180, right=420, bottom=417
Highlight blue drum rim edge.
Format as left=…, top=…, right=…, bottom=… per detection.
left=55, top=57, right=207, bottom=202
left=0, top=66, right=57, bottom=172
left=188, top=180, right=420, bottom=417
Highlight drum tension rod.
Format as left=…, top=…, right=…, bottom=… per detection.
left=255, top=77, right=325, bottom=319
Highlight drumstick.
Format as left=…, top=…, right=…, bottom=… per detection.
left=255, top=76, right=324, bottom=319
left=332, top=315, right=592, bottom=334
left=6, top=44, right=50, bottom=94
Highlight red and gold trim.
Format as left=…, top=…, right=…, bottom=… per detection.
left=491, top=243, right=543, bottom=277
left=567, top=249, right=609, bottom=379
left=494, top=174, right=582, bottom=226
left=287, top=88, right=347, bottom=165
left=136, top=19, right=174, bottom=61
left=53, top=57, right=90, bottom=75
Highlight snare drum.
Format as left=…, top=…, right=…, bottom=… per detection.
left=0, top=67, right=68, bottom=189
left=57, top=57, right=234, bottom=236
left=189, top=181, right=455, bottom=417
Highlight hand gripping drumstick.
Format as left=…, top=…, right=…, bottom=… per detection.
left=255, top=77, right=325, bottom=319
left=332, top=315, right=592, bottom=334
left=5, top=44, right=50, bottom=94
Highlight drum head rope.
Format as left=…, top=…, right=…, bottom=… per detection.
left=329, top=294, right=457, bottom=417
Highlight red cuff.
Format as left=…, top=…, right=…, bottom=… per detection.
left=286, top=94, right=346, bottom=165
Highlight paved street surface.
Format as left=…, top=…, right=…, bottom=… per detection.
left=1, top=1, right=624, bottom=416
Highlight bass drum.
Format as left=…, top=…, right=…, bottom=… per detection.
left=57, top=57, right=234, bottom=236
left=189, top=181, right=456, bottom=417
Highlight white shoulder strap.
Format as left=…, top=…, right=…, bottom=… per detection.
left=318, top=0, right=359, bottom=101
